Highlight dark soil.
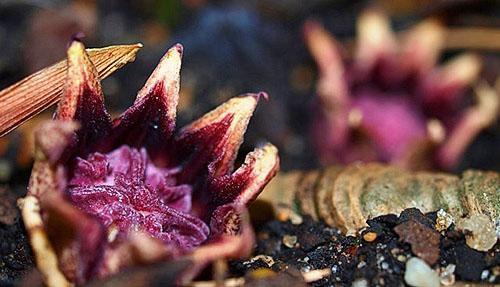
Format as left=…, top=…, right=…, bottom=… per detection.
left=0, top=187, right=33, bottom=287
left=0, top=218, right=33, bottom=286
left=230, top=208, right=500, bottom=286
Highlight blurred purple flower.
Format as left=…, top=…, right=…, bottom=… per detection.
left=304, top=9, right=498, bottom=170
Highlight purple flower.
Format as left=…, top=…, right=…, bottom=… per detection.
left=304, top=9, right=498, bottom=170
left=19, top=41, right=279, bottom=286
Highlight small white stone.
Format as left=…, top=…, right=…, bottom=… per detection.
left=290, top=212, right=304, bottom=225
left=404, top=257, right=440, bottom=287
left=439, top=264, right=456, bottom=286
left=300, top=265, right=311, bottom=273
left=352, top=278, right=368, bottom=287
left=435, top=209, right=454, bottom=232
left=481, top=270, right=489, bottom=280
left=282, top=235, right=298, bottom=248
left=458, top=214, right=497, bottom=251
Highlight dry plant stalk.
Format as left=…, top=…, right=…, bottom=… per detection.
left=0, top=43, right=143, bottom=137
left=260, top=163, right=499, bottom=240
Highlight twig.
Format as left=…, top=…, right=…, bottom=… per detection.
left=344, top=26, right=500, bottom=56
left=188, top=267, right=331, bottom=286
left=0, top=43, right=143, bottom=137
left=444, top=27, right=500, bottom=51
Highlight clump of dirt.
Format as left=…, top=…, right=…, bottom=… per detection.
left=0, top=188, right=34, bottom=286
left=231, top=208, right=499, bottom=286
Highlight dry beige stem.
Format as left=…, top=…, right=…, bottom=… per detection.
left=0, top=43, right=143, bottom=137
left=18, top=196, right=72, bottom=287
left=189, top=268, right=331, bottom=287
left=445, top=27, right=500, bottom=51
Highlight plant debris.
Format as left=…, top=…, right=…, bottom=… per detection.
left=230, top=208, right=499, bottom=286
left=0, top=43, right=142, bottom=137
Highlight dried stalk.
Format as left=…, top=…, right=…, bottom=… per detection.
left=445, top=27, right=500, bottom=51
left=344, top=26, right=500, bottom=57
left=188, top=268, right=331, bottom=286
left=0, top=43, right=143, bottom=137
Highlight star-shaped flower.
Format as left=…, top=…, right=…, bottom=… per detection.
left=19, top=41, right=279, bottom=286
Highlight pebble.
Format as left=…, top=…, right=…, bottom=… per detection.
left=277, top=209, right=304, bottom=225
left=300, top=265, right=311, bottom=273
left=363, top=231, right=377, bottom=242
left=282, top=235, right=298, bottom=248
left=435, top=209, right=454, bottom=232
left=439, top=264, right=456, bottom=286
left=480, top=270, right=489, bottom=280
left=404, top=257, right=440, bottom=287
left=357, top=261, right=366, bottom=268
left=394, top=220, right=440, bottom=265
left=457, top=214, right=497, bottom=251
left=352, top=278, right=368, bottom=287
left=244, top=255, right=276, bottom=267
left=290, top=213, right=304, bottom=225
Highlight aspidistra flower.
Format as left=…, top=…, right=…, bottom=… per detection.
left=304, top=9, right=498, bottom=170
left=19, top=41, right=279, bottom=286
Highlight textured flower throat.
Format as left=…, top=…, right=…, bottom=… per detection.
left=68, top=145, right=209, bottom=251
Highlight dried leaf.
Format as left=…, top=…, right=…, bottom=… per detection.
left=0, top=43, right=143, bottom=137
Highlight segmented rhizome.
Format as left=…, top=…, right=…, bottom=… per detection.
left=260, top=163, right=499, bottom=251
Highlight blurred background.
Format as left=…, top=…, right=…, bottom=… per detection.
left=0, top=0, right=499, bottom=185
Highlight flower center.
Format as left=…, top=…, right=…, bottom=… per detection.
left=68, top=145, right=209, bottom=252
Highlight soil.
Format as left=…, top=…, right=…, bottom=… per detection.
left=230, top=208, right=500, bottom=286
left=0, top=195, right=33, bottom=287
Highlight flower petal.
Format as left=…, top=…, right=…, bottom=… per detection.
left=97, top=231, right=179, bottom=279
left=21, top=121, right=81, bottom=286
left=354, top=8, right=398, bottom=79
left=176, top=93, right=266, bottom=179
left=40, top=193, right=106, bottom=284
left=437, top=81, right=499, bottom=169
left=33, top=120, right=79, bottom=166
left=182, top=205, right=254, bottom=284
left=107, top=44, right=183, bottom=155
left=209, top=143, right=279, bottom=207
left=89, top=248, right=190, bottom=286
left=420, top=53, right=481, bottom=118
left=55, top=41, right=112, bottom=152
left=400, top=19, right=445, bottom=76
left=303, top=20, right=349, bottom=107
left=18, top=195, right=71, bottom=287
